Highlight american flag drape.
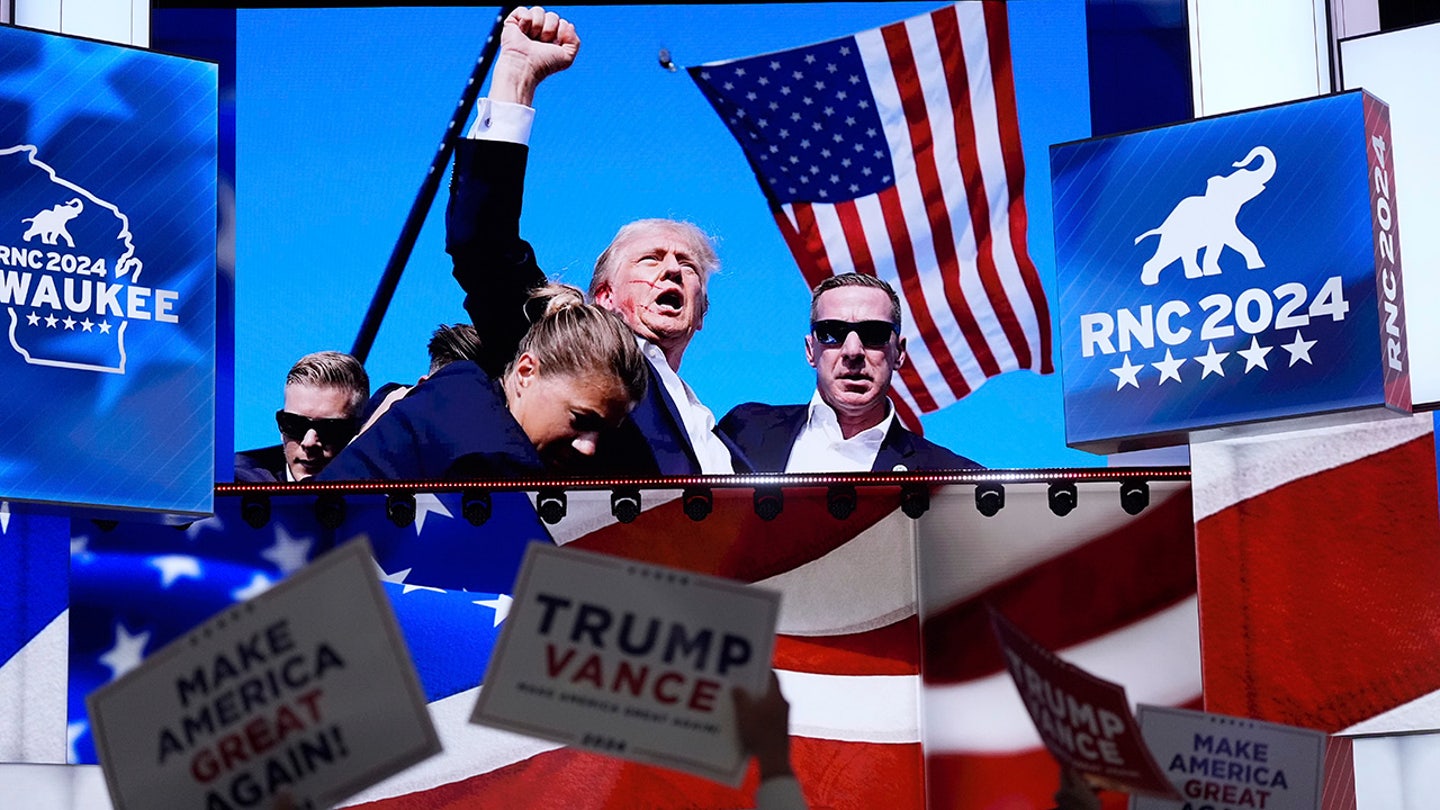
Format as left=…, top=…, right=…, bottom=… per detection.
left=690, top=2, right=1053, bottom=429
left=919, top=482, right=1201, bottom=808
left=345, top=487, right=929, bottom=809
left=0, top=490, right=931, bottom=808
left=3, top=482, right=1214, bottom=809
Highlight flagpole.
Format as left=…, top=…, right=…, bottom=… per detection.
left=350, top=5, right=518, bottom=363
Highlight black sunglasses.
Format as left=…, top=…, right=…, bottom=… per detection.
left=275, top=410, right=360, bottom=444
left=811, top=319, right=899, bottom=348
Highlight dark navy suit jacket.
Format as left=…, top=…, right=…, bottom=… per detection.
left=361, top=381, right=408, bottom=425
left=446, top=138, right=748, bottom=476
left=233, top=445, right=286, bottom=483
left=317, top=361, right=543, bottom=481
left=718, top=402, right=981, bottom=473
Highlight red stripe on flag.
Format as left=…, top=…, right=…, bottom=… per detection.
left=924, top=486, right=1196, bottom=684
left=932, top=5, right=1031, bottom=372
left=834, top=199, right=877, bottom=276
left=926, top=749, right=1070, bottom=810
left=878, top=187, right=966, bottom=408
left=773, top=207, right=831, bottom=291
left=774, top=615, right=921, bottom=676
left=1197, top=435, right=1440, bottom=732
left=835, top=199, right=941, bottom=412
left=983, top=0, right=1054, bottom=374
left=881, top=20, right=1002, bottom=379
left=888, top=389, right=926, bottom=436
left=353, top=749, right=760, bottom=810
left=788, top=202, right=836, bottom=287
left=358, top=739, right=925, bottom=810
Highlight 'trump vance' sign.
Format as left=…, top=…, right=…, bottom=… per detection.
left=472, top=544, right=780, bottom=785
left=990, top=607, right=1177, bottom=797
left=1052, top=91, right=1408, bottom=453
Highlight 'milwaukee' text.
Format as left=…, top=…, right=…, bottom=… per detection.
left=0, top=266, right=179, bottom=322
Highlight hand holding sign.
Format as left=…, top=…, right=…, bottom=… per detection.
left=734, top=672, right=794, bottom=781
left=1051, top=766, right=1103, bottom=810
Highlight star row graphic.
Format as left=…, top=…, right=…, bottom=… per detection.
left=1108, top=332, right=1318, bottom=391
left=20, top=310, right=115, bottom=333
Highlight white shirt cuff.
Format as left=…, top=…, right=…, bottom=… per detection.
left=466, top=98, right=535, bottom=145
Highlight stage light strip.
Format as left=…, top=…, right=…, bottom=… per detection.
left=214, top=467, right=1192, bottom=497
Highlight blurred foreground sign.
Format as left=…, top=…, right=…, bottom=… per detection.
left=473, top=544, right=781, bottom=786
left=991, top=607, right=1178, bottom=797
left=87, top=540, right=438, bottom=810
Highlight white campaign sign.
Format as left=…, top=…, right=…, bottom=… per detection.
left=87, top=540, right=439, bottom=810
left=1131, top=704, right=1326, bottom=810
left=471, top=544, right=781, bottom=786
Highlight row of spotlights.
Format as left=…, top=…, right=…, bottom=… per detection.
left=226, top=479, right=1151, bottom=531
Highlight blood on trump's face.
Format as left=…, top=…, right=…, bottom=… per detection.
left=594, top=223, right=709, bottom=363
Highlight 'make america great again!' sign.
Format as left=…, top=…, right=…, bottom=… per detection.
left=87, top=541, right=439, bottom=810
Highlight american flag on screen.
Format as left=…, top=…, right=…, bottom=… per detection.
left=690, top=2, right=1053, bottom=428
left=9, top=472, right=1386, bottom=808
left=1191, top=414, right=1434, bottom=810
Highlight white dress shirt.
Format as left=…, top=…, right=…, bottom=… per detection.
left=784, top=391, right=895, bottom=473
left=466, top=97, right=535, bottom=144
left=640, top=340, right=735, bottom=474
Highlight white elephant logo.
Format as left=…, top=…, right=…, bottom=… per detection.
left=21, top=197, right=84, bottom=247
left=1135, top=145, right=1275, bottom=286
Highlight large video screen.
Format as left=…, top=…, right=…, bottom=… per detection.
left=217, top=2, right=1192, bottom=477
left=227, top=3, right=1083, bottom=471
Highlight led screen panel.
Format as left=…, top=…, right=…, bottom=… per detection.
left=230, top=2, right=1097, bottom=472
left=0, top=26, right=217, bottom=515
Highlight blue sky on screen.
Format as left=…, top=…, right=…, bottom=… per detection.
left=234, top=2, right=1098, bottom=468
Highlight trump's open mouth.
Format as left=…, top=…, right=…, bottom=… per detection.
left=654, top=289, right=685, bottom=312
